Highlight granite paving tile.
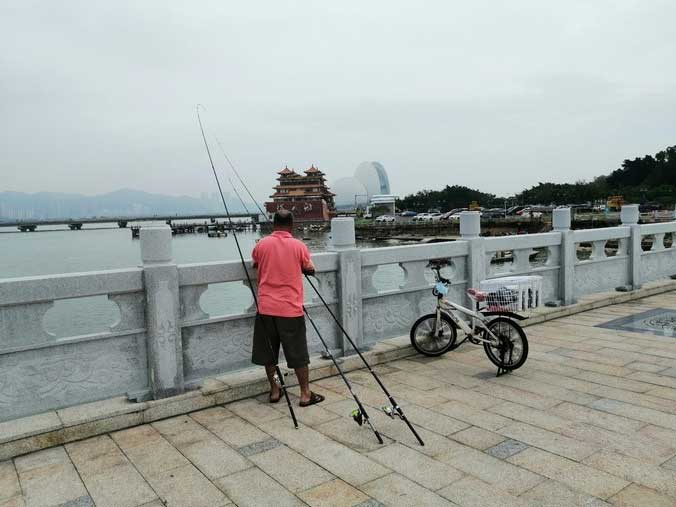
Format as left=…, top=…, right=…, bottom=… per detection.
left=549, top=401, right=645, bottom=434
left=258, top=420, right=391, bottom=486
left=150, top=464, right=231, bottom=507
left=436, top=444, right=545, bottom=496
left=0, top=461, right=21, bottom=502
left=498, top=421, right=598, bottom=461
left=216, top=467, right=305, bottom=507
left=16, top=447, right=94, bottom=507
left=591, top=398, right=676, bottom=430
left=507, top=447, right=629, bottom=499
left=248, top=445, right=334, bottom=492
left=297, top=478, right=371, bottom=507
left=609, top=484, right=676, bottom=507
left=583, top=449, right=676, bottom=498
left=360, top=473, right=454, bottom=507
left=195, top=414, right=271, bottom=449
left=367, top=443, right=464, bottom=490
left=435, top=400, right=511, bottom=431
left=449, top=426, right=506, bottom=450
left=485, top=439, right=529, bottom=460
left=437, top=475, right=529, bottom=507
left=519, top=479, right=612, bottom=506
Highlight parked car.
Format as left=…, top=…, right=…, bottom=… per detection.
left=482, top=208, right=506, bottom=219
left=441, top=208, right=467, bottom=220
left=506, top=205, right=526, bottom=216
left=428, top=212, right=444, bottom=221
left=400, top=210, right=418, bottom=217
left=375, top=214, right=396, bottom=223
left=413, top=213, right=430, bottom=222
left=516, top=207, right=543, bottom=218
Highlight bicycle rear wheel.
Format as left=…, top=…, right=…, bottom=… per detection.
left=483, top=317, right=528, bottom=370
left=410, top=313, right=457, bottom=357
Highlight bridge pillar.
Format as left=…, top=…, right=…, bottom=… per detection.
left=461, top=212, right=485, bottom=306
left=330, top=218, right=364, bottom=355
left=622, top=204, right=641, bottom=291
left=140, top=225, right=185, bottom=399
left=118, top=221, right=128, bottom=228
left=554, top=208, right=575, bottom=305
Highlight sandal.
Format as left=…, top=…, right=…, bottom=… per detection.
left=269, top=392, right=281, bottom=404
left=299, top=391, right=325, bottom=407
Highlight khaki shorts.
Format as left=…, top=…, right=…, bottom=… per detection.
left=252, top=314, right=309, bottom=369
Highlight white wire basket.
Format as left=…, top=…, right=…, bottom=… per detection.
left=479, top=276, right=543, bottom=311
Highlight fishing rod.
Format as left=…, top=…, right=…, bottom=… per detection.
left=196, top=105, right=298, bottom=429
left=215, top=141, right=384, bottom=444
left=304, top=275, right=424, bottom=446
left=214, top=134, right=423, bottom=446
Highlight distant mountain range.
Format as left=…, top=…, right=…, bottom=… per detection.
left=0, top=189, right=260, bottom=220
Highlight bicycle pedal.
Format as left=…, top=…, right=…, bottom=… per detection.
left=351, top=409, right=364, bottom=426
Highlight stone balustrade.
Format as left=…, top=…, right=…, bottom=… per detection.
left=2, top=205, right=676, bottom=422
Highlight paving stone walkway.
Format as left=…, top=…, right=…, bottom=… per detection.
left=3, top=293, right=676, bottom=506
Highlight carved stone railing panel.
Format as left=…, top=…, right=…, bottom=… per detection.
left=399, top=260, right=428, bottom=290
left=361, top=266, right=378, bottom=296
left=310, top=271, right=337, bottom=303
left=0, top=334, right=148, bottom=422
left=0, top=301, right=55, bottom=351
left=590, top=240, right=607, bottom=261
left=653, top=233, right=666, bottom=252
left=182, top=317, right=254, bottom=381
left=109, top=292, right=146, bottom=332
left=179, top=285, right=209, bottom=323
left=513, top=248, right=535, bottom=272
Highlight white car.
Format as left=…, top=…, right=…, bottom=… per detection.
left=375, top=215, right=396, bottom=223
left=428, top=212, right=443, bottom=222
left=413, top=213, right=430, bottom=222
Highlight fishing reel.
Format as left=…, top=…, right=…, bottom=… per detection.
left=382, top=405, right=402, bottom=419
left=271, top=371, right=289, bottom=386
left=351, top=408, right=364, bottom=426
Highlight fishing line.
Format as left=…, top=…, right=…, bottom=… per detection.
left=196, top=104, right=298, bottom=429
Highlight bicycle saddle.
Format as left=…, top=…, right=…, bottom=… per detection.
left=466, top=288, right=487, bottom=301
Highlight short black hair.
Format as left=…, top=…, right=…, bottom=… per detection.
left=274, top=209, right=294, bottom=228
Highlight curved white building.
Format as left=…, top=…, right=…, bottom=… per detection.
left=332, top=177, right=368, bottom=209
left=354, top=161, right=391, bottom=198
left=332, top=161, right=393, bottom=210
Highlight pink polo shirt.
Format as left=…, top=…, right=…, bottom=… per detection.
left=251, top=230, right=312, bottom=317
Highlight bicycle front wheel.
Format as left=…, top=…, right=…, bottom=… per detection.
left=410, top=313, right=457, bottom=357
left=483, top=317, right=528, bottom=370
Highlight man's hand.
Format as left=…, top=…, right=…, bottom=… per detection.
left=302, top=260, right=315, bottom=277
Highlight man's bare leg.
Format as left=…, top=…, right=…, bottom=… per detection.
left=295, top=366, right=311, bottom=404
left=265, top=364, right=281, bottom=401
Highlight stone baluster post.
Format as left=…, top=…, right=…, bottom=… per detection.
left=140, top=225, right=184, bottom=399
left=330, top=218, right=364, bottom=354
left=460, top=212, right=485, bottom=306
left=553, top=207, right=575, bottom=305
left=621, top=204, right=641, bottom=290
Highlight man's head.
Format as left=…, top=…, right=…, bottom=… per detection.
left=273, top=210, right=294, bottom=231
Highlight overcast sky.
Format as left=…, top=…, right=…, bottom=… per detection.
left=2, top=1, right=675, bottom=201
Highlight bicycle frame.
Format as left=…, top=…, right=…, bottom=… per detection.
left=434, top=296, right=501, bottom=346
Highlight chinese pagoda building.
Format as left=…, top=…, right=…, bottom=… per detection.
left=265, top=165, right=336, bottom=222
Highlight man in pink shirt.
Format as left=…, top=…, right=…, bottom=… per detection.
left=251, top=210, right=325, bottom=406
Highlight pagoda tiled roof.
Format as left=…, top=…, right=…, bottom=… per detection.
left=277, top=165, right=296, bottom=175
left=305, top=165, right=322, bottom=174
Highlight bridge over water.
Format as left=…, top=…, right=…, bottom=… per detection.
left=0, top=213, right=261, bottom=231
